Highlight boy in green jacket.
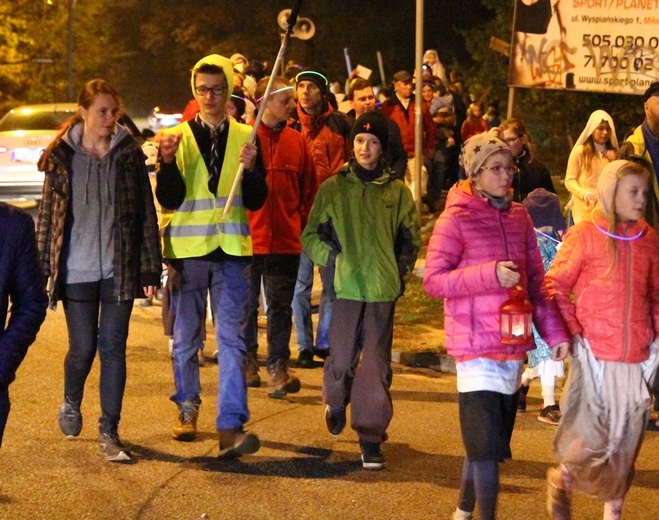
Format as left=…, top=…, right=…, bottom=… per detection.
left=301, top=111, right=420, bottom=469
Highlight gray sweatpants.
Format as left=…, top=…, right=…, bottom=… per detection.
left=322, top=299, right=396, bottom=444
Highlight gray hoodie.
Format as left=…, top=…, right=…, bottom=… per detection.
left=61, top=122, right=128, bottom=284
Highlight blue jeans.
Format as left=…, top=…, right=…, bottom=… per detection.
left=292, top=251, right=332, bottom=352
left=170, top=257, right=251, bottom=431
left=62, top=279, right=133, bottom=435
left=245, top=254, right=299, bottom=371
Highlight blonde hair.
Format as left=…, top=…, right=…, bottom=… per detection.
left=604, top=161, right=650, bottom=269
left=581, top=121, right=614, bottom=187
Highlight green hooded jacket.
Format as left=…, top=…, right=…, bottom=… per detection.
left=301, top=160, right=420, bottom=302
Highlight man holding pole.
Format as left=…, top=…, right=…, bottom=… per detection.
left=156, top=54, right=267, bottom=458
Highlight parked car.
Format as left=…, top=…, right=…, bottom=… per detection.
left=0, top=103, right=147, bottom=203
left=148, top=106, right=183, bottom=132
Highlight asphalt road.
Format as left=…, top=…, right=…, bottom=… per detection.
left=1, top=303, right=658, bottom=519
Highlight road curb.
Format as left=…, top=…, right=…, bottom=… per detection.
left=391, top=351, right=456, bottom=373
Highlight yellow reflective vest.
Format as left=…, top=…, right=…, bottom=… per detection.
left=161, top=119, right=252, bottom=258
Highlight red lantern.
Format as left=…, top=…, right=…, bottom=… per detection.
left=500, top=286, right=533, bottom=345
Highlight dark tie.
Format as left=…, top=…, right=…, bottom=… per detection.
left=208, top=126, right=220, bottom=195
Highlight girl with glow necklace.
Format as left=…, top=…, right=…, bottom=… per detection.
left=545, top=160, right=659, bottom=520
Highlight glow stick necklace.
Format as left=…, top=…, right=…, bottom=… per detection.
left=534, top=228, right=562, bottom=244
left=590, top=212, right=644, bottom=241
left=256, top=86, right=294, bottom=103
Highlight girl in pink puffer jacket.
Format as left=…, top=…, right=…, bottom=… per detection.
left=424, top=132, right=569, bottom=520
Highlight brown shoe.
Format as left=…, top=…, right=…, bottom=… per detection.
left=218, top=427, right=260, bottom=459
left=172, top=400, right=200, bottom=442
left=267, top=359, right=301, bottom=399
left=246, top=353, right=261, bottom=388
left=546, top=467, right=571, bottom=520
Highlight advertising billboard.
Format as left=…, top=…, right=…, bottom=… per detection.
left=508, top=0, right=659, bottom=95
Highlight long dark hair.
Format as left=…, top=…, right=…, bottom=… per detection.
left=39, top=79, right=122, bottom=166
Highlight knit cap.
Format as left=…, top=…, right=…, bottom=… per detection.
left=295, top=69, right=329, bottom=96
left=462, top=133, right=511, bottom=179
left=523, top=188, right=566, bottom=230
left=350, top=111, right=389, bottom=152
left=643, top=81, right=659, bottom=102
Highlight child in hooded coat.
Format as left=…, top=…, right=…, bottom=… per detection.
left=545, top=160, right=659, bottom=520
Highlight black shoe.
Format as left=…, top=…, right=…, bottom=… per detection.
left=538, top=404, right=561, bottom=425
left=324, top=405, right=346, bottom=436
left=517, top=384, right=529, bottom=413
left=360, top=440, right=385, bottom=470
left=297, top=349, right=314, bottom=368
left=313, top=347, right=330, bottom=360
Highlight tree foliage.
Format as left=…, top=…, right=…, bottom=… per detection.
left=0, top=0, right=493, bottom=115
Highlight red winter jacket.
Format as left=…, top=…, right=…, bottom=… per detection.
left=381, top=95, right=437, bottom=159
left=292, top=103, right=351, bottom=187
left=546, top=211, right=659, bottom=363
left=423, top=181, right=569, bottom=362
left=247, top=123, right=318, bottom=255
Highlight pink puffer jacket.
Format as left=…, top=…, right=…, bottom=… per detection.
left=424, top=181, right=569, bottom=361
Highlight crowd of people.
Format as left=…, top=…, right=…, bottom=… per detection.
left=0, top=48, right=659, bottom=520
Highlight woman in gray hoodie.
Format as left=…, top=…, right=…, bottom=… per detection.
left=37, top=79, right=161, bottom=462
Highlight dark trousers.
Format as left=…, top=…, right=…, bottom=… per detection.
left=0, top=386, right=9, bottom=448
left=244, top=254, right=300, bottom=371
left=323, top=298, right=396, bottom=443
left=62, top=279, right=133, bottom=435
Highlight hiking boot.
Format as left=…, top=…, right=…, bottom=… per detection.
left=98, top=432, right=131, bottom=462
left=538, top=404, right=561, bottom=425
left=324, top=405, right=346, bottom=436
left=217, top=427, right=260, bottom=459
left=246, top=353, right=261, bottom=388
left=267, top=359, right=301, bottom=399
left=296, top=349, right=314, bottom=368
left=360, top=440, right=385, bottom=470
left=517, top=384, right=529, bottom=413
left=172, top=400, right=200, bottom=442
left=546, top=467, right=571, bottom=520
left=58, top=398, right=82, bottom=439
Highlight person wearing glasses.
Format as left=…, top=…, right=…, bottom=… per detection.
left=156, top=54, right=267, bottom=458
left=495, top=118, right=556, bottom=202
left=424, top=132, right=569, bottom=520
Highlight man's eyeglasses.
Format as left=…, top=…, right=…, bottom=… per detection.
left=481, top=165, right=518, bottom=176
left=503, top=134, right=523, bottom=144
left=194, top=86, right=226, bottom=97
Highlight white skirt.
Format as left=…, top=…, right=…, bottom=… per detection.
left=526, top=358, right=565, bottom=381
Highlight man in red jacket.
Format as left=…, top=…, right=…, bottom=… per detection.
left=245, top=76, right=318, bottom=396
left=290, top=68, right=351, bottom=368
left=381, top=70, right=437, bottom=202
